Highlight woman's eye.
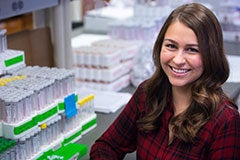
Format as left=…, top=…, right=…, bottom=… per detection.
left=186, top=48, right=199, bottom=53
left=165, top=44, right=176, bottom=49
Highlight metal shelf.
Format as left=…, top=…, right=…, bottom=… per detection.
left=0, top=0, right=58, bottom=20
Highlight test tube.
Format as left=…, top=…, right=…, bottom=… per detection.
left=59, top=79, right=64, bottom=99
left=13, top=143, right=20, bottom=160
left=40, top=126, right=47, bottom=147
left=11, top=100, right=17, bottom=124
left=35, top=90, right=41, bottom=111
left=39, top=88, right=46, bottom=109
left=3, top=100, right=12, bottom=123
left=0, top=100, right=3, bottom=122
left=67, top=75, right=75, bottom=94
left=54, top=120, right=59, bottom=140
left=86, top=52, right=92, bottom=67
left=53, top=80, right=59, bottom=99
left=5, top=150, right=11, bottom=160
left=78, top=52, right=84, bottom=67
left=25, top=95, right=32, bottom=117
left=31, top=91, right=38, bottom=111
left=45, top=84, right=50, bottom=105
left=55, top=80, right=61, bottom=99
left=31, top=134, right=37, bottom=155
left=22, top=96, right=27, bottom=118
left=25, top=135, right=32, bottom=159
left=47, top=123, right=53, bottom=144
left=79, top=67, right=86, bottom=81
left=0, top=29, right=7, bottom=53
left=66, top=76, right=71, bottom=94
left=10, top=146, right=16, bottom=160
left=48, top=83, right=54, bottom=104
left=43, top=86, right=48, bottom=107
left=90, top=95, right=95, bottom=113
left=18, top=138, right=27, bottom=160
left=57, top=116, right=63, bottom=136
left=51, top=122, right=56, bottom=142
left=62, top=78, right=68, bottom=97
left=0, top=100, right=5, bottom=122
left=58, top=114, right=65, bottom=133
left=16, top=98, right=24, bottom=122
left=52, top=121, right=56, bottom=141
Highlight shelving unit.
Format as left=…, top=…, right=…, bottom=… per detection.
left=0, top=0, right=73, bottom=69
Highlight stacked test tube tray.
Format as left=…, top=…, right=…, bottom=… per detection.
left=73, top=39, right=141, bottom=91
left=0, top=29, right=26, bottom=75
left=0, top=66, right=97, bottom=160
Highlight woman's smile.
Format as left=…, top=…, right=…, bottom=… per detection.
left=170, top=66, right=191, bottom=75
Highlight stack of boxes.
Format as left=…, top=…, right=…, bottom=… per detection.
left=73, top=38, right=140, bottom=91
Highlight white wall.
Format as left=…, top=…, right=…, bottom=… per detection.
left=71, top=0, right=83, bottom=22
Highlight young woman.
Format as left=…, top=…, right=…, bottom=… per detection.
left=90, top=3, right=240, bottom=159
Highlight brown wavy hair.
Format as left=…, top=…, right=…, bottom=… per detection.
left=137, top=3, right=231, bottom=142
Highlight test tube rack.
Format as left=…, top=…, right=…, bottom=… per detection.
left=0, top=58, right=97, bottom=160
left=0, top=29, right=97, bottom=159
left=0, top=67, right=97, bottom=159
left=73, top=39, right=140, bottom=91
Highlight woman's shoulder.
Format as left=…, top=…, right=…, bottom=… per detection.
left=212, top=98, right=239, bottom=126
left=132, top=80, right=148, bottom=98
left=129, top=80, right=149, bottom=112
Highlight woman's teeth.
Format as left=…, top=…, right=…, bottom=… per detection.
left=172, top=67, right=188, bottom=73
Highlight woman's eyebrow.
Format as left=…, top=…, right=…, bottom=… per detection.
left=163, top=39, right=178, bottom=44
left=163, top=39, right=176, bottom=44
left=185, top=44, right=199, bottom=48
left=163, top=39, right=199, bottom=47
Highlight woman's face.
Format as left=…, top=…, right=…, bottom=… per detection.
left=160, top=20, right=203, bottom=89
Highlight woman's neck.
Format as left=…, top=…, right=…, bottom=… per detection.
left=172, top=86, right=192, bottom=116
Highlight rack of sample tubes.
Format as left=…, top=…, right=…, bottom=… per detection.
left=73, top=38, right=140, bottom=91
left=0, top=66, right=97, bottom=159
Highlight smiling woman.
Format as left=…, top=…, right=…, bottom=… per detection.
left=160, top=21, right=203, bottom=91
left=90, top=3, right=240, bottom=160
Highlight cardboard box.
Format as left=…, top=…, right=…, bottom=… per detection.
left=7, top=27, right=54, bottom=67
left=0, top=14, right=33, bottom=35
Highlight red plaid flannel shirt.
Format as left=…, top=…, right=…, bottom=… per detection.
left=90, top=82, right=240, bottom=160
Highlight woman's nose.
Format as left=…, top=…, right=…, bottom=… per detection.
left=172, top=51, right=186, bottom=66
